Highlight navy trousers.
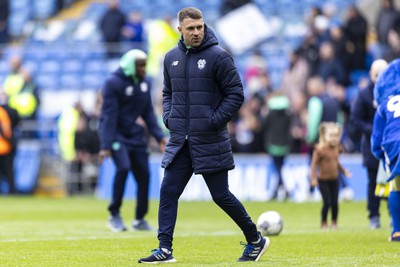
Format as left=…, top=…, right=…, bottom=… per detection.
left=157, top=142, right=258, bottom=250
left=109, top=144, right=150, bottom=220
left=367, top=167, right=380, bottom=219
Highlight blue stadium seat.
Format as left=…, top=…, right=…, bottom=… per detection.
left=36, top=74, right=59, bottom=90
left=81, top=73, right=106, bottom=89
left=32, top=0, right=57, bottom=20
left=14, top=141, right=41, bottom=194
left=40, top=60, right=61, bottom=74
left=85, top=59, right=107, bottom=73
left=8, top=12, right=30, bottom=38
left=62, top=59, right=83, bottom=73
left=59, top=73, right=82, bottom=89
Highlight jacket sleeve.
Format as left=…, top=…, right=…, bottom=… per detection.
left=99, top=78, right=119, bottom=150
left=310, top=146, right=319, bottom=182
left=162, top=58, right=172, bottom=129
left=371, top=106, right=385, bottom=160
left=305, top=96, right=323, bottom=144
left=142, top=82, right=164, bottom=142
left=350, top=89, right=372, bottom=135
left=212, top=51, right=244, bottom=129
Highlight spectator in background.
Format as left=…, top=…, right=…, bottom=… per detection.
left=0, top=89, right=19, bottom=194
left=99, top=0, right=126, bottom=58
left=57, top=101, right=85, bottom=192
left=73, top=111, right=100, bottom=194
left=233, top=96, right=263, bottom=153
left=280, top=49, right=309, bottom=98
left=0, top=0, right=9, bottom=46
left=16, top=70, right=40, bottom=121
left=298, top=33, right=319, bottom=77
left=350, top=59, right=388, bottom=229
left=328, top=24, right=352, bottom=81
left=122, top=10, right=144, bottom=50
left=305, top=76, right=341, bottom=146
left=316, top=41, right=347, bottom=86
left=375, top=0, right=400, bottom=58
left=98, top=49, right=166, bottom=232
left=3, top=56, right=39, bottom=137
left=343, top=5, right=368, bottom=71
left=383, top=18, right=400, bottom=62
left=310, top=122, right=351, bottom=229
left=289, top=91, right=308, bottom=154
left=262, top=92, right=292, bottom=201
left=305, top=5, right=322, bottom=34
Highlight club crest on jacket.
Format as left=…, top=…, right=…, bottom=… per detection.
left=125, top=86, right=134, bottom=96
left=197, top=59, right=206, bottom=70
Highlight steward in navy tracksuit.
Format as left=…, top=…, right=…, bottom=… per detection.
left=139, top=7, right=269, bottom=264
left=350, top=80, right=382, bottom=227
left=98, top=49, right=166, bottom=232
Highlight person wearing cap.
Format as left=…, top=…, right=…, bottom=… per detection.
left=98, top=49, right=166, bottom=232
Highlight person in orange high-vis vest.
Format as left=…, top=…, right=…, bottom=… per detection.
left=0, top=105, right=12, bottom=154
left=0, top=90, right=19, bottom=194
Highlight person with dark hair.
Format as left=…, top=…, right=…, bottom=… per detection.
left=98, top=49, right=166, bottom=232
left=343, top=5, right=368, bottom=71
left=376, top=0, right=400, bottom=58
left=99, top=0, right=126, bottom=58
left=138, top=7, right=270, bottom=264
left=262, top=92, right=292, bottom=201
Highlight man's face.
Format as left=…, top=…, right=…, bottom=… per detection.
left=178, top=17, right=204, bottom=47
left=135, top=59, right=146, bottom=79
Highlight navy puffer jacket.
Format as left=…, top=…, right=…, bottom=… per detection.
left=99, top=68, right=164, bottom=150
left=161, top=25, right=244, bottom=174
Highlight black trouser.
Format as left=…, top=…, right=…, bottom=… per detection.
left=0, top=153, right=15, bottom=194
left=318, top=179, right=339, bottom=223
left=108, top=144, right=149, bottom=220
left=367, top=167, right=380, bottom=219
left=157, top=142, right=258, bottom=250
left=272, top=155, right=285, bottom=198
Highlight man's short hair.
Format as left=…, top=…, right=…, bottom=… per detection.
left=178, top=7, right=203, bottom=23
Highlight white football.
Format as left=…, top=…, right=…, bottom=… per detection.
left=257, top=211, right=283, bottom=236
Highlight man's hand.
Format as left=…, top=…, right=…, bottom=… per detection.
left=159, top=138, right=167, bottom=153
left=98, top=149, right=111, bottom=165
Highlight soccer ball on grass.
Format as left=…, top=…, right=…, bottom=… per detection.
left=257, top=211, right=283, bottom=236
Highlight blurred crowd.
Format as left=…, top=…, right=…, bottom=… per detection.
left=1, top=0, right=400, bottom=194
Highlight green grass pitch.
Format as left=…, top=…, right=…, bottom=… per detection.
left=0, top=196, right=398, bottom=266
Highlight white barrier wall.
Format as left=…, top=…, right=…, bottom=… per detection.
left=96, top=154, right=367, bottom=202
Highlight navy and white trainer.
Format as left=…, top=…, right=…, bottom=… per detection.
left=108, top=214, right=127, bottom=232
left=138, top=248, right=176, bottom=264
left=237, top=232, right=270, bottom=262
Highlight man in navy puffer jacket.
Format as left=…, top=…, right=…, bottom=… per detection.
left=98, top=49, right=166, bottom=232
left=139, top=7, right=270, bottom=264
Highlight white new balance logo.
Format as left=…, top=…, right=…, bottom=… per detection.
left=172, top=61, right=179, bottom=66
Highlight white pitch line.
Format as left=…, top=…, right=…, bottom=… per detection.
left=0, top=230, right=239, bottom=243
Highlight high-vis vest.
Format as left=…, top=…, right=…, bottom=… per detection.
left=0, top=106, right=12, bottom=155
